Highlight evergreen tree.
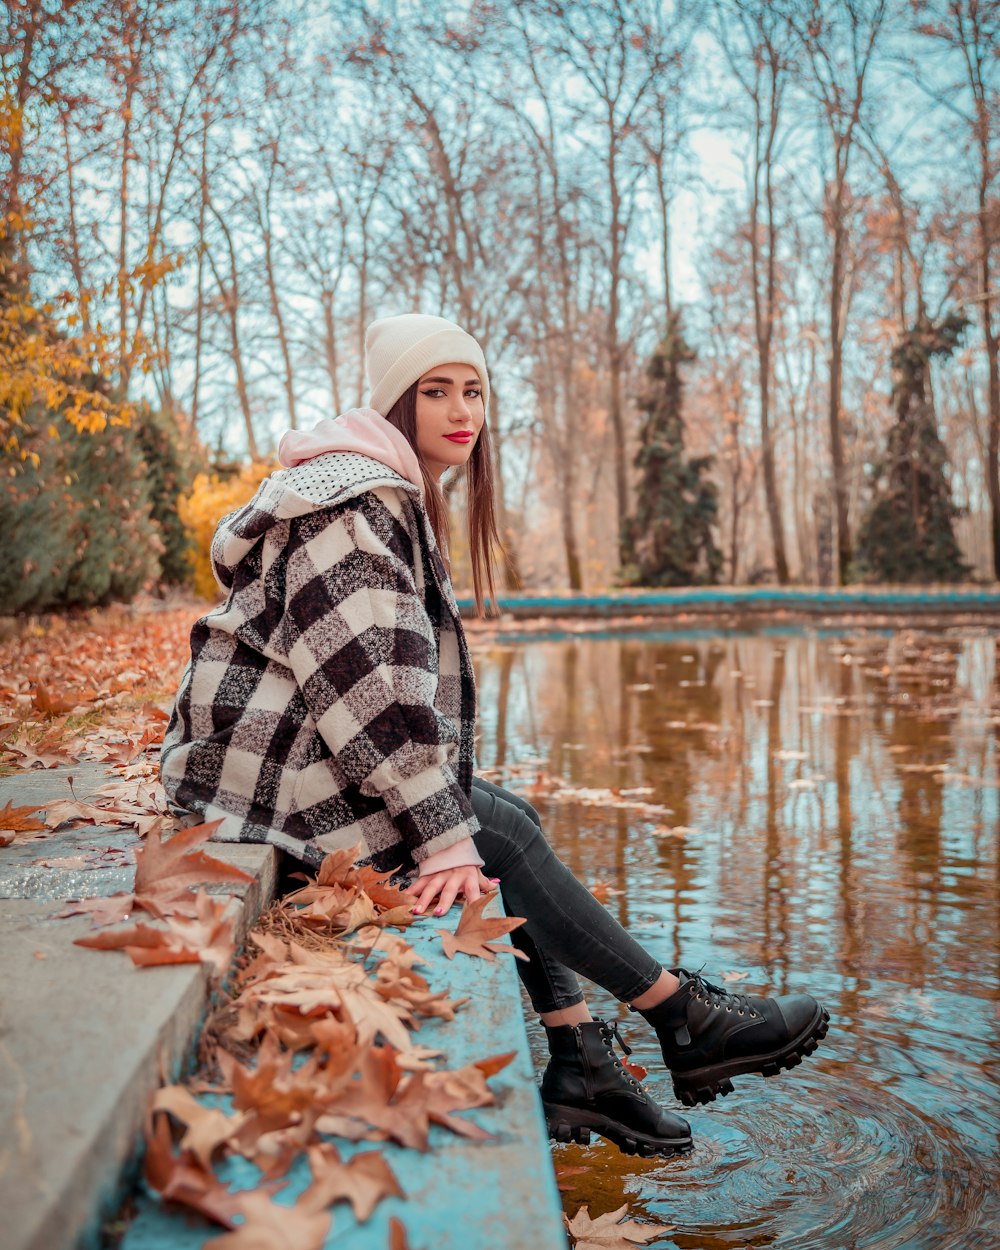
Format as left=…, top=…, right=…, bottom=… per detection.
left=0, top=399, right=163, bottom=614
left=620, top=314, right=722, bottom=587
left=854, top=312, right=971, bottom=584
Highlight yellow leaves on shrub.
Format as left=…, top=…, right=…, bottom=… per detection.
left=178, top=462, right=277, bottom=600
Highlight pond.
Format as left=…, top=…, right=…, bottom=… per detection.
left=469, top=626, right=1000, bottom=1250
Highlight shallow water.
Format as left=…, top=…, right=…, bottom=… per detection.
left=469, top=626, right=1000, bottom=1250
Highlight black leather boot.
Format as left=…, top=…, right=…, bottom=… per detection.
left=637, top=969, right=830, bottom=1107
left=540, top=1019, right=693, bottom=1158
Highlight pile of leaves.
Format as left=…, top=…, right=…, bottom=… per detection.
left=58, top=822, right=531, bottom=1247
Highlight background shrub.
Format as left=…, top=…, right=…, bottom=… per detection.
left=178, top=461, right=276, bottom=600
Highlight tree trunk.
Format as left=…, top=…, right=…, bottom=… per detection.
left=322, top=290, right=342, bottom=414
left=828, top=205, right=851, bottom=584
left=261, top=165, right=297, bottom=429
left=60, top=112, right=91, bottom=333
left=190, top=113, right=209, bottom=435
left=750, top=57, right=790, bottom=584
left=607, top=136, right=628, bottom=547
left=118, top=64, right=136, bottom=387
left=207, top=207, right=257, bottom=459
left=978, top=160, right=1000, bottom=578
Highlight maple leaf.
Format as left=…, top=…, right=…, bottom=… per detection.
left=437, top=893, right=528, bottom=962
left=161, top=892, right=238, bottom=974
left=202, top=1189, right=331, bottom=1250
left=299, top=1141, right=404, bottom=1221
left=73, top=893, right=237, bottom=971
left=144, top=1113, right=244, bottom=1228
left=232, top=939, right=417, bottom=1051
left=73, top=920, right=204, bottom=967
left=472, top=1052, right=516, bottom=1079
left=151, top=1085, right=246, bottom=1170
left=133, top=819, right=252, bottom=899
left=56, top=892, right=136, bottom=926
left=30, top=680, right=93, bottom=715
left=355, top=865, right=419, bottom=914
left=565, top=1204, right=674, bottom=1249
left=3, top=732, right=70, bottom=768
left=0, top=800, right=46, bottom=845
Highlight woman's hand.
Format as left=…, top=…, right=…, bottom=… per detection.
left=410, top=865, right=497, bottom=917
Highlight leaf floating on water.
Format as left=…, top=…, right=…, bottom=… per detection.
left=719, top=970, right=750, bottom=983
left=565, top=1203, right=673, bottom=1248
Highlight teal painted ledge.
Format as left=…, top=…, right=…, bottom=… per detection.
left=121, top=902, right=567, bottom=1250
left=455, top=586, right=1000, bottom=619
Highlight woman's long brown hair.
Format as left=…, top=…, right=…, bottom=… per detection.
left=385, top=381, right=504, bottom=618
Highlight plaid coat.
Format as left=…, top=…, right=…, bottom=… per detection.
left=160, top=452, right=479, bottom=873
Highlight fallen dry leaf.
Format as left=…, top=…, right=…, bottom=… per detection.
left=74, top=921, right=205, bottom=967
left=437, top=893, right=528, bottom=962
left=144, top=1113, right=244, bottom=1229
left=56, top=892, right=136, bottom=927
left=133, top=818, right=252, bottom=900
left=388, top=1218, right=412, bottom=1250
left=299, top=1141, right=404, bottom=1221
left=151, top=1085, right=246, bottom=1171
left=565, top=1203, right=674, bottom=1248
left=202, top=1189, right=331, bottom=1250
left=0, top=800, right=46, bottom=838
left=73, top=892, right=236, bottom=972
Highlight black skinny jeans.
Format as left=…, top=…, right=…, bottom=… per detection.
left=469, top=775, right=663, bottom=1014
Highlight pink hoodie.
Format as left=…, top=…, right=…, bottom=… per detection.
left=277, top=408, right=484, bottom=882
left=277, top=407, right=424, bottom=491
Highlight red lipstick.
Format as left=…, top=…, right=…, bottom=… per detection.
left=444, top=432, right=474, bottom=443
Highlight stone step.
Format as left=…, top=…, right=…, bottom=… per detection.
left=121, top=899, right=568, bottom=1250
left=1, top=766, right=566, bottom=1250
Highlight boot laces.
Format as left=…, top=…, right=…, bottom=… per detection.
left=688, top=973, right=759, bottom=1018
left=599, top=1020, right=639, bottom=1087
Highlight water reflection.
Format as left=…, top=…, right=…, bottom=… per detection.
left=470, top=628, right=1000, bottom=1250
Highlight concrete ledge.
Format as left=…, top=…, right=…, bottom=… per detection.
left=457, top=585, right=1000, bottom=624
left=1, top=766, right=565, bottom=1250
left=0, top=767, right=278, bottom=1250
left=121, top=903, right=567, bottom=1250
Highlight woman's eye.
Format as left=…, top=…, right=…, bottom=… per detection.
left=421, top=388, right=445, bottom=398
left=465, top=388, right=482, bottom=399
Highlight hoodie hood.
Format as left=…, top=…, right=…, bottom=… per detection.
left=278, top=407, right=423, bottom=491
left=210, top=409, right=425, bottom=591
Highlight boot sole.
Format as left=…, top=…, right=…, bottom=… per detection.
left=671, top=1006, right=831, bottom=1107
left=543, top=1102, right=694, bottom=1158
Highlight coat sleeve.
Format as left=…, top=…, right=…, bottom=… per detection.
left=280, top=489, right=480, bottom=864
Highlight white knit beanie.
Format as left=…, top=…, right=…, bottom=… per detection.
left=365, top=313, right=490, bottom=419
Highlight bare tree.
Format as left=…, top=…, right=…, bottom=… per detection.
left=794, top=0, right=887, bottom=583
left=912, top=0, right=1000, bottom=578
left=718, top=0, right=797, bottom=582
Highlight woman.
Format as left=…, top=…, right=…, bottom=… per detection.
left=161, top=312, right=829, bottom=1159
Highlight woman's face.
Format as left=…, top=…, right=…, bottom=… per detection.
left=414, top=362, right=485, bottom=480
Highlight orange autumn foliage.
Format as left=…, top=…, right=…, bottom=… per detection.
left=177, top=462, right=277, bottom=600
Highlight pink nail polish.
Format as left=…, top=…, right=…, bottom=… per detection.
left=433, top=908, right=443, bottom=916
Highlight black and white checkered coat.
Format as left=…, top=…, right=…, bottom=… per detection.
left=160, top=452, right=479, bottom=873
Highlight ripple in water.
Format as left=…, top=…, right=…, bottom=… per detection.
left=490, top=629, right=1000, bottom=1248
